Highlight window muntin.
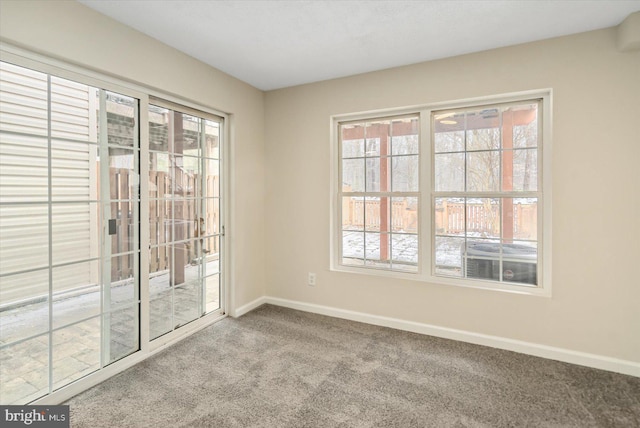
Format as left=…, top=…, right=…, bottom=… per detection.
left=148, top=102, right=223, bottom=340
left=333, top=95, right=548, bottom=292
left=0, top=52, right=228, bottom=405
left=339, top=115, right=420, bottom=272
left=433, top=101, right=541, bottom=286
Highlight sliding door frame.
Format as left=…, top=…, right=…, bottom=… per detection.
left=0, top=44, right=231, bottom=405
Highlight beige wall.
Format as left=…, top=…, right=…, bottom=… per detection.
left=264, top=28, right=640, bottom=362
left=1, top=0, right=638, bottom=363
left=0, top=0, right=266, bottom=310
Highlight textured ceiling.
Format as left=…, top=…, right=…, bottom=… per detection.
left=78, top=0, right=640, bottom=90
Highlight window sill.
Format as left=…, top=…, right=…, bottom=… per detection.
left=330, top=263, right=551, bottom=297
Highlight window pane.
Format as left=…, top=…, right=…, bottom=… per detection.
left=342, top=158, right=364, bottom=192
left=510, top=104, right=538, bottom=149
left=467, top=151, right=499, bottom=192
left=342, top=196, right=364, bottom=231
left=342, top=139, right=364, bottom=159
left=149, top=288, right=172, bottom=340
left=52, top=203, right=96, bottom=265
left=174, top=112, right=201, bottom=157
left=203, top=236, right=220, bottom=275
left=365, top=120, right=390, bottom=157
left=365, top=157, right=390, bottom=192
left=434, top=112, right=464, bottom=153
left=149, top=105, right=169, bottom=151
left=51, top=76, right=92, bottom=142
left=104, top=92, right=136, bottom=148
left=52, top=317, right=100, bottom=390
left=391, top=117, right=419, bottom=155
left=342, top=231, right=364, bottom=264
left=0, top=133, right=49, bottom=203
left=504, top=198, right=538, bottom=241
left=466, top=109, right=500, bottom=151
left=0, top=335, right=49, bottom=404
left=107, top=304, right=138, bottom=363
left=364, top=197, right=389, bottom=232
left=435, top=153, right=464, bottom=192
left=149, top=244, right=170, bottom=277
left=110, top=254, right=136, bottom=306
left=0, top=61, right=48, bottom=137
left=107, top=200, right=135, bottom=254
left=503, top=241, right=537, bottom=285
left=51, top=139, right=94, bottom=202
left=149, top=200, right=171, bottom=245
left=149, top=152, right=171, bottom=198
left=391, top=197, right=418, bottom=233
left=107, top=148, right=137, bottom=200
left=435, top=197, right=464, bottom=236
left=365, top=232, right=391, bottom=269
left=206, top=252, right=219, bottom=276
left=174, top=281, right=201, bottom=327
left=466, top=198, right=500, bottom=239
left=392, top=155, right=418, bottom=192
left=205, top=158, right=220, bottom=198
left=503, top=149, right=537, bottom=191
left=435, top=236, right=463, bottom=277
left=52, top=261, right=100, bottom=329
left=0, top=269, right=49, bottom=344
left=206, top=198, right=220, bottom=235
left=204, top=119, right=220, bottom=159
left=365, top=232, right=384, bottom=260
left=172, top=241, right=191, bottom=288
left=205, top=274, right=220, bottom=313
left=177, top=155, right=201, bottom=198
left=341, top=122, right=365, bottom=158
left=0, top=204, right=49, bottom=274
left=391, top=234, right=418, bottom=267
left=464, top=239, right=501, bottom=282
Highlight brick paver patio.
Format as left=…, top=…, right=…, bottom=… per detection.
left=0, top=261, right=219, bottom=404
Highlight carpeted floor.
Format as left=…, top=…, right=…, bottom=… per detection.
left=67, top=304, right=640, bottom=427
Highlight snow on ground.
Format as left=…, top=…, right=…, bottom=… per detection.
left=342, top=231, right=464, bottom=267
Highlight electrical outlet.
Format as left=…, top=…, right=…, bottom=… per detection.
left=308, top=272, right=316, bottom=286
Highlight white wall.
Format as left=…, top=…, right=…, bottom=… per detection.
left=0, top=0, right=266, bottom=311
left=264, top=27, right=640, bottom=363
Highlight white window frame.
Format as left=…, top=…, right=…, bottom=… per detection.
left=330, top=90, right=552, bottom=297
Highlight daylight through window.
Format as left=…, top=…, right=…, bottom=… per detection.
left=333, top=94, right=549, bottom=293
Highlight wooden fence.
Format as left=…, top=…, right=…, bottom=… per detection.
left=434, top=199, right=537, bottom=239
left=342, top=198, right=418, bottom=233
left=342, top=196, right=536, bottom=239
left=148, top=170, right=219, bottom=277
left=109, top=168, right=219, bottom=280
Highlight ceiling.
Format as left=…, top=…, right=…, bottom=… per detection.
left=78, top=0, right=640, bottom=91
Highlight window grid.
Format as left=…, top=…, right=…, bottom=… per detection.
left=334, top=95, right=547, bottom=292
left=433, top=101, right=541, bottom=286
left=339, top=115, right=420, bottom=272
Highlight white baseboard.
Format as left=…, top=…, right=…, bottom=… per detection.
left=259, top=296, right=639, bottom=378
left=232, top=296, right=267, bottom=317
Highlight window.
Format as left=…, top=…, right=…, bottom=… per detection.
left=147, top=101, right=223, bottom=340
left=0, top=61, right=142, bottom=403
left=332, top=92, right=551, bottom=294
left=339, top=116, right=420, bottom=272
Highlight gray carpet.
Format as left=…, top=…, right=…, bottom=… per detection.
left=67, top=304, right=640, bottom=427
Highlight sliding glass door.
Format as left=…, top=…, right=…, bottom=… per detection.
left=0, top=57, right=226, bottom=405
left=0, top=62, right=140, bottom=403
left=148, top=102, right=223, bottom=340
